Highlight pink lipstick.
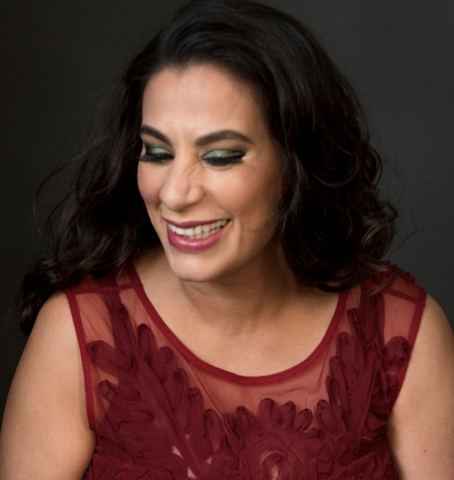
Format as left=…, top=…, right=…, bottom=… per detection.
left=165, top=219, right=229, bottom=252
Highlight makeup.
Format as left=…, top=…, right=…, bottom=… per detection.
left=166, top=220, right=229, bottom=252
left=138, top=64, right=283, bottom=282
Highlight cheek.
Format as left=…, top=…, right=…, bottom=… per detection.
left=137, top=164, right=160, bottom=208
left=222, top=174, right=281, bottom=227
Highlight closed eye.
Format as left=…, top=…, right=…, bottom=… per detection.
left=139, top=145, right=246, bottom=166
left=140, top=145, right=174, bottom=164
left=203, top=149, right=245, bottom=166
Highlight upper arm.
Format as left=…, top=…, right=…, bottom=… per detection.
left=0, top=292, right=96, bottom=479
left=387, top=294, right=454, bottom=479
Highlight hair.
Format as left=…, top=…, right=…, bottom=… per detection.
left=20, top=0, right=397, bottom=334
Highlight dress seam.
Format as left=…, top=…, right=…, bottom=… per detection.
left=127, top=262, right=349, bottom=386
left=65, top=288, right=96, bottom=432
left=387, top=284, right=427, bottom=412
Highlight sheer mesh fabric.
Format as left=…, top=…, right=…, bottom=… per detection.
left=66, top=264, right=425, bottom=479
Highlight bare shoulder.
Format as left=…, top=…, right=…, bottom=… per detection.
left=0, top=292, right=95, bottom=479
left=387, top=294, right=454, bottom=479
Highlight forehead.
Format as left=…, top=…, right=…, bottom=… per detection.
left=141, top=64, right=268, bottom=135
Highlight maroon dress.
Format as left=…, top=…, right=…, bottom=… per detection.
left=66, top=264, right=425, bottom=479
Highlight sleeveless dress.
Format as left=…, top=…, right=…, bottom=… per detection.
left=65, top=264, right=426, bottom=480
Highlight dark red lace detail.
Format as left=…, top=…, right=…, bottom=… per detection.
left=84, top=286, right=405, bottom=479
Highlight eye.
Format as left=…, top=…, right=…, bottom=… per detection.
left=140, top=144, right=174, bottom=164
left=202, top=149, right=245, bottom=167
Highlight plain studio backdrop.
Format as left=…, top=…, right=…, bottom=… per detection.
left=1, top=0, right=453, bottom=421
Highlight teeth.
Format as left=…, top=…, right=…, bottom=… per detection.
left=168, top=220, right=228, bottom=239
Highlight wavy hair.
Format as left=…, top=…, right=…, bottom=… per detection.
left=21, top=0, right=396, bottom=334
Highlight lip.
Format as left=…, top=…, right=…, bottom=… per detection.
left=166, top=220, right=229, bottom=252
left=164, top=218, right=228, bottom=228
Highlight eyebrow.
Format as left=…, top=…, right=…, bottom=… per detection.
left=140, top=125, right=253, bottom=146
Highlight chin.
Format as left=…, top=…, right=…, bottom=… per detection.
left=164, top=252, right=220, bottom=282
left=169, top=264, right=224, bottom=284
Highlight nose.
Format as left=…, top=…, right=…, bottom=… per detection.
left=159, top=154, right=205, bottom=211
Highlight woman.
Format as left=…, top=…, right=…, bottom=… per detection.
left=1, top=0, right=453, bottom=478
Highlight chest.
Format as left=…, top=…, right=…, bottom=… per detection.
left=73, top=262, right=423, bottom=478
left=85, top=287, right=404, bottom=480
left=148, top=294, right=340, bottom=377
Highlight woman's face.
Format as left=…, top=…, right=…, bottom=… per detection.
left=138, top=64, right=283, bottom=283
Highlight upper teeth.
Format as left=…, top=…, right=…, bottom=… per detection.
left=169, top=220, right=229, bottom=239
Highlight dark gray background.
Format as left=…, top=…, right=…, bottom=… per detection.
left=1, top=0, right=453, bottom=421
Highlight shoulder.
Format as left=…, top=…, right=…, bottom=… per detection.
left=32, top=290, right=74, bottom=339
left=402, top=293, right=454, bottom=400
left=387, top=293, right=454, bottom=477
left=0, top=292, right=95, bottom=479
left=397, top=293, right=454, bottom=402
left=16, top=292, right=83, bottom=407
left=365, top=264, right=425, bottom=301
left=14, top=291, right=78, bottom=379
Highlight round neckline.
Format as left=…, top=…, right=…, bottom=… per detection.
left=126, top=262, right=348, bottom=386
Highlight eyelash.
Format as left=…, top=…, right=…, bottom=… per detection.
left=140, top=145, right=245, bottom=166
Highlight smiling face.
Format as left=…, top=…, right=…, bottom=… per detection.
left=137, top=63, right=284, bottom=284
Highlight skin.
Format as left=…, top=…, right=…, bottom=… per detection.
left=137, top=64, right=286, bottom=287
left=136, top=65, right=339, bottom=375
left=387, top=295, right=454, bottom=477
left=1, top=64, right=453, bottom=479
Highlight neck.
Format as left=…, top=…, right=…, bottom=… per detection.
left=167, top=245, right=308, bottom=334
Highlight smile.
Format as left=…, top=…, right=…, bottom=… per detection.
left=168, top=220, right=229, bottom=239
left=165, top=219, right=230, bottom=252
